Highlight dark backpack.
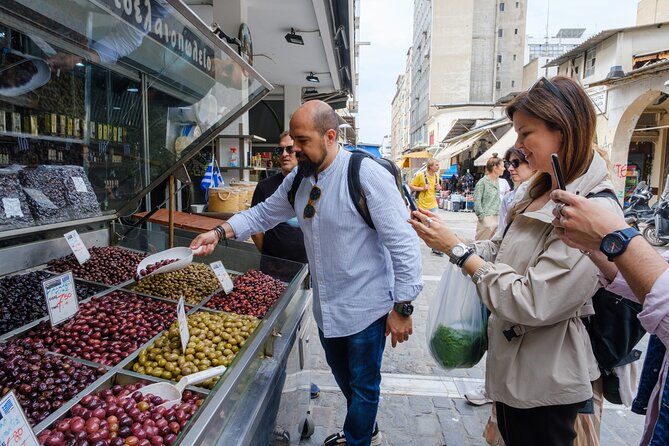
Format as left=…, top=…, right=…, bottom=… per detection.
left=287, top=149, right=405, bottom=230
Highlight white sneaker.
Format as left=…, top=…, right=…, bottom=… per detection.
left=464, top=386, right=493, bottom=406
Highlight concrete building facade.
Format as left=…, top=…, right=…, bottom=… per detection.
left=546, top=21, right=669, bottom=203
left=409, top=0, right=527, bottom=149
left=637, top=0, right=669, bottom=25
left=390, top=48, right=412, bottom=161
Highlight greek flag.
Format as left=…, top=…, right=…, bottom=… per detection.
left=200, top=156, right=224, bottom=201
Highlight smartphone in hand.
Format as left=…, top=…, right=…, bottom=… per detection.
left=402, top=184, right=418, bottom=215
left=551, top=153, right=566, bottom=190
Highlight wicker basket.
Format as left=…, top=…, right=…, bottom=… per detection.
left=208, top=188, right=242, bottom=213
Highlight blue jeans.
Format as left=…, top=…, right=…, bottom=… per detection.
left=319, top=315, right=387, bottom=446
left=632, top=335, right=669, bottom=445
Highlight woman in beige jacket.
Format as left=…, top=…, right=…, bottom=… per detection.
left=410, top=76, right=622, bottom=446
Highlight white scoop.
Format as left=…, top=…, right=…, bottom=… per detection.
left=136, top=366, right=226, bottom=409
left=135, top=247, right=196, bottom=280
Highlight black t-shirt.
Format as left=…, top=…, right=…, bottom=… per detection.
left=251, top=172, right=307, bottom=263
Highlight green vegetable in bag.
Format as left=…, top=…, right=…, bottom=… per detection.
left=429, top=325, right=487, bottom=369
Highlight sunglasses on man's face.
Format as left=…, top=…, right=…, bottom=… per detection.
left=303, top=186, right=322, bottom=219
left=505, top=159, right=522, bottom=169
left=275, top=145, right=294, bottom=155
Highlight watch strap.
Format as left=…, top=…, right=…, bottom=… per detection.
left=456, top=249, right=475, bottom=268
left=600, top=227, right=640, bottom=261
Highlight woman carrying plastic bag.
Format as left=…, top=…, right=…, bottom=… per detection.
left=428, top=263, right=487, bottom=369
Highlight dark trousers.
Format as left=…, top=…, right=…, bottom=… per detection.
left=632, top=334, right=669, bottom=445
left=319, top=315, right=387, bottom=446
left=495, top=400, right=585, bottom=446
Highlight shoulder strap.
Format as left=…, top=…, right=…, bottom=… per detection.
left=348, top=153, right=376, bottom=229
left=287, top=170, right=304, bottom=208
left=586, top=190, right=622, bottom=209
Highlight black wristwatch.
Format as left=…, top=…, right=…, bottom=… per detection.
left=599, top=227, right=641, bottom=261
left=393, top=303, right=414, bottom=317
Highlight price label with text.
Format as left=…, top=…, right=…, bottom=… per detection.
left=0, top=392, right=39, bottom=446
left=71, top=176, right=88, bottom=193
left=42, top=272, right=79, bottom=326
left=64, top=230, right=91, bottom=265
left=2, top=198, right=23, bottom=218
left=177, top=297, right=190, bottom=354
left=210, top=261, right=234, bottom=293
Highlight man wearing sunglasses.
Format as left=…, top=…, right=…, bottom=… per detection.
left=250, top=131, right=306, bottom=264
left=191, top=100, right=423, bottom=446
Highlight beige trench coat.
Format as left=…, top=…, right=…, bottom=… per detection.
left=473, top=152, right=622, bottom=409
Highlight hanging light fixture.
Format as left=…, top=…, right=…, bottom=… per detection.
left=284, top=28, right=304, bottom=45
left=306, top=72, right=320, bottom=83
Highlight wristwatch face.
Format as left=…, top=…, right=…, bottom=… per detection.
left=451, top=244, right=467, bottom=257
left=601, top=233, right=624, bottom=257
left=395, top=303, right=413, bottom=317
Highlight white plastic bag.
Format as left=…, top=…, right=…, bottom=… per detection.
left=428, top=263, right=488, bottom=369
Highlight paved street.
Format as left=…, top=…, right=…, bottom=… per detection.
left=299, top=209, right=647, bottom=446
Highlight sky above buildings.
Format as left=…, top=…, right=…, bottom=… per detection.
left=357, top=0, right=639, bottom=145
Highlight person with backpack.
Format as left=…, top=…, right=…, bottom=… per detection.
left=408, top=76, right=622, bottom=446
left=550, top=189, right=669, bottom=446
left=190, top=100, right=423, bottom=446
left=409, top=158, right=443, bottom=255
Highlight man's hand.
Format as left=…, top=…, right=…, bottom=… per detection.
left=189, top=230, right=220, bottom=256
left=550, top=190, right=625, bottom=252
left=385, top=310, right=413, bottom=348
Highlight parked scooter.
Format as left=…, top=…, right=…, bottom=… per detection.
left=642, top=180, right=669, bottom=246
left=624, top=181, right=654, bottom=219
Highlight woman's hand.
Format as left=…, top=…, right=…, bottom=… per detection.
left=408, top=209, right=460, bottom=254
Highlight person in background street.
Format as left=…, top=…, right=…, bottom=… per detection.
left=498, top=170, right=511, bottom=201
left=409, top=158, right=443, bottom=255
left=190, top=100, right=423, bottom=446
left=473, top=153, right=503, bottom=240
left=250, top=131, right=306, bottom=264
left=550, top=189, right=669, bottom=446
left=408, top=76, right=621, bottom=446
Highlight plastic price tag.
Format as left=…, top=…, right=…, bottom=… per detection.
left=177, top=297, right=190, bottom=354
left=0, top=392, right=39, bottom=446
left=210, top=261, right=234, bottom=293
left=42, top=272, right=79, bottom=327
left=64, top=230, right=91, bottom=264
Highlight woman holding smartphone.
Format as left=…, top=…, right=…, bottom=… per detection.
left=409, top=76, right=622, bottom=446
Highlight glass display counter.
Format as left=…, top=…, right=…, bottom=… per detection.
left=0, top=1, right=315, bottom=445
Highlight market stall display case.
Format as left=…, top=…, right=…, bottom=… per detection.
left=0, top=1, right=313, bottom=445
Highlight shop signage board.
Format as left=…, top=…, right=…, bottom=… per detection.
left=64, top=230, right=91, bottom=264
left=588, top=86, right=608, bottom=115
left=177, top=297, right=189, bottom=354
left=210, top=261, right=234, bottom=293
left=42, top=272, right=79, bottom=327
left=0, top=392, right=39, bottom=446
left=95, top=0, right=216, bottom=76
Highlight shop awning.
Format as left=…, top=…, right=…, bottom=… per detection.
left=435, top=131, right=486, bottom=164
left=397, top=150, right=431, bottom=169
left=441, top=164, right=458, bottom=179
left=344, top=144, right=381, bottom=158
left=474, top=128, right=518, bottom=166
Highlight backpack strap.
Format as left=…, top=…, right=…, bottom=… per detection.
left=287, top=170, right=304, bottom=208
left=348, top=152, right=376, bottom=230
left=586, top=189, right=621, bottom=209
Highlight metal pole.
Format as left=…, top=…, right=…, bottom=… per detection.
left=168, top=175, right=175, bottom=248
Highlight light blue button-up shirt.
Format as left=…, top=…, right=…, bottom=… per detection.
left=228, top=148, right=423, bottom=337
